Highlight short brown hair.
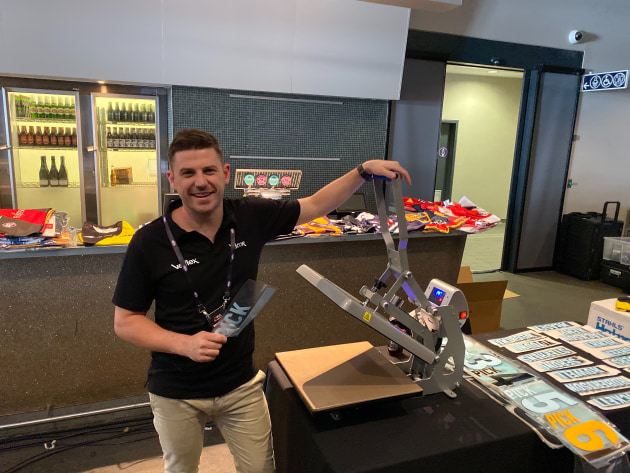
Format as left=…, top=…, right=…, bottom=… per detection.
left=168, top=129, right=223, bottom=167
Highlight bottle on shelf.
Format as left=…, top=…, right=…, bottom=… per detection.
left=149, top=128, right=156, bottom=149
left=140, top=104, right=147, bottom=123
left=39, top=156, right=49, bottom=187
left=112, top=127, right=119, bottom=148
left=71, top=127, right=77, bottom=147
left=130, top=128, right=137, bottom=148
left=49, top=156, right=59, bottom=187
left=35, top=126, right=43, bottom=146
left=64, top=127, right=72, bottom=146
left=69, top=98, right=76, bottom=121
left=58, top=156, right=68, bottom=187
left=57, top=127, right=65, bottom=147
left=147, top=104, right=155, bottom=123
left=106, top=127, right=113, bottom=148
left=14, top=94, right=22, bottom=118
left=117, top=127, right=125, bottom=148
left=50, top=97, right=57, bottom=120
left=30, top=98, right=38, bottom=119
left=107, top=102, right=114, bottom=122
left=134, top=103, right=141, bottom=122
left=113, top=102, right=121, bottom=122
left=110, top=165, right=117, bottom=187
left=121, top=103, right=129, bottom=122
left=19, top=126, right=28, bottom=146
left=44, top=96, right=51, bottom=119
left=125, top=127, right=132, bottom=148
left=27, top=126, right=35, bottom=146
left=50, top=127, right=58, bottom=146
left=42, top=127, right=51, bottom=146
left=37, top=98, right=44, bottom=119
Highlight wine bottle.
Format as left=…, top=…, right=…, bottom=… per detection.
left=121, top=103, right=129, bottom=122
left=130, top=128, right=137, bottom=148
left=49, top=156, right=59, bottom=186
left=113, top=102, right=121, bottom=122
left=71, top=127, right=77, bottom=147
left=107, top=102, right=114, bottom=122
left=39, top=156, right=50, bottom=187
left=58, top=156, right=68, bottom=187
left=147, top=104, right=155, bottom=123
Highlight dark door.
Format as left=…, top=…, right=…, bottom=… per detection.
left=434, top=121, right=457, bottom=202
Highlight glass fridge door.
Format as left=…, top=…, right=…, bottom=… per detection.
left=90, top=93, right=160, bottom=229
left=2, top=88, right=85, bottom=227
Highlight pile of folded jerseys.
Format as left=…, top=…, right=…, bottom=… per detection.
left=0, top=208, right=71, bottom=249
left=403, top=197, right=500, bottom=233
left=79, top=221, right=135, bottom=246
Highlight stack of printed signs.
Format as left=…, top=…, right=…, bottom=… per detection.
left=463, top=322, right=630, bottom=470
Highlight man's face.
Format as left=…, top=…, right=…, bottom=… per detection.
left=167, top=148, right=230, bottom=217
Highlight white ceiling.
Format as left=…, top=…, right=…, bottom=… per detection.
left=357, top=0, right=461, bottom=12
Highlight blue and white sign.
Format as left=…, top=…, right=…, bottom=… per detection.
left=438, top=146, right=448, bottom=159
left=582, top=70, right=628, bottom=92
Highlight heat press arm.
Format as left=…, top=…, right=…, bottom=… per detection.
left=297, top=175, right=467, bottom=396
left=296, top=264, right=436, bottom=364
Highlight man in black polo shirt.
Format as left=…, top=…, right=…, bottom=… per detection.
left=113, top=128, right=411, bottom=473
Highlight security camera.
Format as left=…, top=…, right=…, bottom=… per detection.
left=569, top=30, right=584, bottom=44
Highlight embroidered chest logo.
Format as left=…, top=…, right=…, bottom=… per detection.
left=171, top=258, right=200, bottom=270
left=235, top=240, right=247, bottom=249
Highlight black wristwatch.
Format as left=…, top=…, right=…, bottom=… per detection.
left=356, top=163, right=373, bottom=182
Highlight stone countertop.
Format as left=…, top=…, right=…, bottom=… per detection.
left=0, top=230, right=465, bottom=260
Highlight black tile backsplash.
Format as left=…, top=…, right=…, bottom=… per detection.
left=168, top=87, right=388, bottom=212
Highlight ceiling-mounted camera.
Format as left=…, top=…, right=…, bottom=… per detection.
left=569, top=30, right=584, bottom=44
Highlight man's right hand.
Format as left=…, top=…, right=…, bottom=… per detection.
left=185, top=331, right=228, bottom=362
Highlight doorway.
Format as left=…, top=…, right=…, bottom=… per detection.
left=434, top=121, right=457, bottom=202
left=441, top=64, right=524, bottom=272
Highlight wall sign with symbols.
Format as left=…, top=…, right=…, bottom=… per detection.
left=582, top=70, right=628, bottom=92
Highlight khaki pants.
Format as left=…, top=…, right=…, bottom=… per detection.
left=149, top=370, right=275, bottom=473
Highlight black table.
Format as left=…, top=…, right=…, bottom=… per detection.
left=265, top=359, right=575, bottom=473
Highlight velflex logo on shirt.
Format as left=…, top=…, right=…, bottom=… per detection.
left=171, top=258, right=200, bottom=270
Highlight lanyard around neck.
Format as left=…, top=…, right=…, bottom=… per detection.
left=162, top=216, right=236, bottom=326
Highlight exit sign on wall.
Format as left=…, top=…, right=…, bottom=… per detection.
left=582, top=70, right=628, bottom=92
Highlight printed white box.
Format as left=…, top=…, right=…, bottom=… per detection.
left=587, top=299, right=630, bottom=342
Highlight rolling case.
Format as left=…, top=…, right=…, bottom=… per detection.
left=553, top=201, right=624, bottom=280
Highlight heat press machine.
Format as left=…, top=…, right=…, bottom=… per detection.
left=297, top=175, right=469, bottom=397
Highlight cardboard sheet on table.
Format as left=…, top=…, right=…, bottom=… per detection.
left=275, top=341, right=422, bottom=412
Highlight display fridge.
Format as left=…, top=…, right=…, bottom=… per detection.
left=0, top=87, right=85, bottom=228
left=87, top=93, right=161, bottom=228
left=0, top=77, right=168, bottom=231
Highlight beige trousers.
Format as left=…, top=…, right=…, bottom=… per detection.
left=149, top=370, right=275, bottom=473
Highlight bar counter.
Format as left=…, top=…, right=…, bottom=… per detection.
left=0, top=231, right=466, bottom=418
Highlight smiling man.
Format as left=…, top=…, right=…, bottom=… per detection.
left=112, top=128, right=410, bottom=473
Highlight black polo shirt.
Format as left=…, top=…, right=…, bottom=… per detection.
left=113, top=197, right=300, bottom=399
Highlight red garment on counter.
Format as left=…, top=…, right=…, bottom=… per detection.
left=0, top=208, right=53, bottom=237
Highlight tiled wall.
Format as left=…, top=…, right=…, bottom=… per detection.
left=168, top=87, right=388, bottom=211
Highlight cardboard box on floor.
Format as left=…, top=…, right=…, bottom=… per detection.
left=456, top=267, right=513, bottom=334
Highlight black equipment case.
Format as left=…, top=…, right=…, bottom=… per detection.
left=553, top=201, right=624, bottom=280
left=600, top=260, right=630, bottom=293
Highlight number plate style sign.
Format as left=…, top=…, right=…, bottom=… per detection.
left=463, top=336, right=630, bottom=469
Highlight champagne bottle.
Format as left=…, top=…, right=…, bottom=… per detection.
left=58, top=156, right=68, bottom=187
left=39, top=156, right=49, bottom=187
left=49, top=156, right=59, bottom=186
